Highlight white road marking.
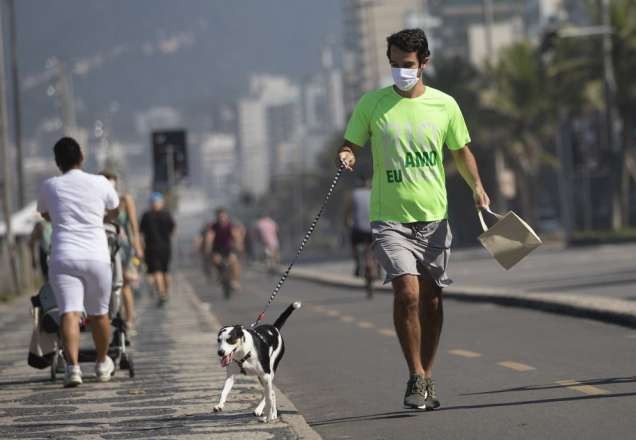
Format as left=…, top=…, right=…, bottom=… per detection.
left=356, top=320, right=374, bottom=329
left=377, top=328, right=396, bottom=337
left=556, top=380, right=610, bottom=395
left=325, top=309, right=340, bottom=317
left=448, top=349, right=482, bottom=358
left=339, top=315, right=355, bottom=323
left=497, top=361, right=535, bottom=372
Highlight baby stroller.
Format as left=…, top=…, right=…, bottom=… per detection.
left=28, top=222, right=135, bottom=380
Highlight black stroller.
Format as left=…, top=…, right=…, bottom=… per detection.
left=28, top=222, right=135, bottom=380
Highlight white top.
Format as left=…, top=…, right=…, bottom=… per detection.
left=37, top=169, right=119, bottom=263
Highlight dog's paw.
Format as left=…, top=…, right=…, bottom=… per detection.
left=212, top=405, right=224, bottom=413
left=253, top=408, right=263, bottom=417
left=259, top=411, right=278, bottom=423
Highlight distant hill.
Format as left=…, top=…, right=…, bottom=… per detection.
left=14, top=0, right=342, bottom=145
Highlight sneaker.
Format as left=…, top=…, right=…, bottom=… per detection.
left=424, top=378, right=441, bottom=410
left=125, top=321, right=137, bottom=337
left=95, top=356, right=115, bottom=382
left=64, top=365, right=83, bottom=388
left=403, top=374, right=428, bottom=409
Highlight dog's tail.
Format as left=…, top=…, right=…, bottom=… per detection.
left=273, top=302, right=302, bottom=330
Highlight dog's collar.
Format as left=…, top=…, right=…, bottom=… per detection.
left=235, top=352, right=251, bottom=365
left=234, top=352, right=251, bottom=374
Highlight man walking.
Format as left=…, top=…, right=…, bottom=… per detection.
left=140, top=192, right=175, bottom=306
left=337, top=28, right=490, bottom=410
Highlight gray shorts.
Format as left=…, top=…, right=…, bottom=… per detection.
left=371, top=220, right=453, bottom=287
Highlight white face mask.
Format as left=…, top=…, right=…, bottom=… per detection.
left=391, top=67, right=420, bottom=91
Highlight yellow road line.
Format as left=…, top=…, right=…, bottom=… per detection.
left=556, top=380, right=610, bottom=395
left=497, top=361, right=535, bottom=372
left=378, top=328, right=396, bottom=337
left=339, top=315, right=355, bottom=323
left=356, top=320, right=374, bottom=329
left=448, top=349, right=482, bottom=358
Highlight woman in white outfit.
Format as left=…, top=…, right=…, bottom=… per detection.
left=37, top=137, right=120, bottom=387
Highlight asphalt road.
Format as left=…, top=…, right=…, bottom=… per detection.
left=189, top=264, right=636, bottom=440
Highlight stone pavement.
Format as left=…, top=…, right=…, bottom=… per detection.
left=291, top=243, right=636, bottom=328
left=0, top=274, right=320, bottom=439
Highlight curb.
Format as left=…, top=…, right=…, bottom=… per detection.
left=180, top=275, right=322, bottom=440
left=287, top=267, right=636, bottom=329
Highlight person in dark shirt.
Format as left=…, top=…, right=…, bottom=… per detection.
left=139, top=192, right=175, bottom=305
left=203, top=208, right=244, bottom=290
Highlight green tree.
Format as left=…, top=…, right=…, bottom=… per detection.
left=480, top=41, right=557, bottom=225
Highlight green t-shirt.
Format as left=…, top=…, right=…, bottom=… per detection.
left=344, top=85, right=470, bottom=223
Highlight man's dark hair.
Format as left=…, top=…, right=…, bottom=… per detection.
left=53, top=137, right=83, bottom=172
left=386, top=28, right=431, bottom=64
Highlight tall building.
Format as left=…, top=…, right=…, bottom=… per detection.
left=343, top=0, right=423, bottom=112
left=198, top=133, right=239, bottom=204
left=237, top=75, right=302, bottom=197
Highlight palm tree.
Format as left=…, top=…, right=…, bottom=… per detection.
left=480, top=41, right=557, bottom=226
left=611, top=0, right=636, bottom=225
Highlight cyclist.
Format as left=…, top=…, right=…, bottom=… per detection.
left=344, top=177, right=373, bottom=277
left=204, top=208, right=244, bottom=291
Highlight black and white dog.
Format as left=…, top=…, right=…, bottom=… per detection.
left=213, top=302, right=301, bottom=422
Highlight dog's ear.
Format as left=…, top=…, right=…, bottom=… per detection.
left=228, top=326, right=244, bottom=344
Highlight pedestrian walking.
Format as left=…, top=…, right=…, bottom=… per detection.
left=337, top=28, right=490, bottom=410
left=37, top=137, right=120, bottom=387
left=101, top=171, right=143, bottom=334
left=139, top=192, right=175, bottom=306
left=254, top=214, right=280, bottom=270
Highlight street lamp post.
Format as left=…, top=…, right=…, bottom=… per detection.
left=0, top=3, right=21, bottom=294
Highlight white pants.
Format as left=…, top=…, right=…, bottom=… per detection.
left=49, top=259, right=112, bottom=316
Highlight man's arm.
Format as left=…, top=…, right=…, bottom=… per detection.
left=450, top=145, right=490, bottom=208
left=336, top=140, right=362, bottom=171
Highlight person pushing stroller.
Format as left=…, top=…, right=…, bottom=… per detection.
left=37, top=137, right=120, bottom=387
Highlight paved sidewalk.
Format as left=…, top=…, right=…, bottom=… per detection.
left=291, top=244, right=636, bottom=328
left=0, top=274, right=320, bottom=439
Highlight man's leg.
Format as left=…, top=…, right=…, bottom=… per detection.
left=61, top=311, right=82, bottom=365
left=351, top=240, right=361, bottom=277
left=152, top=271, right=166, bottom=298
left=90, top=314, right=111, bottom=363
left=418, top=276, right=443, bottom=377
left=163, top=272, right=170, bottom=296
left=392, top=274, right=425, bottom=376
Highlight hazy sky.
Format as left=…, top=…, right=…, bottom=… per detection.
left=14, top=0, right=343, bottom=143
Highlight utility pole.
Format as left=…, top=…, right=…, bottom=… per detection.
left=482, top=0, right=495, bottom=66
left=600, top=0, right=622, bottom=229
left=7, top=0, right=23, bottom=208
left=0, top=4, right=21, bottom=295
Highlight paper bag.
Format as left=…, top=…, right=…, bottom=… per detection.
left=477, top=208, right=542, bottom=270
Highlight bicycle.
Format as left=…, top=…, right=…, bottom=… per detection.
left=212, top=252, right=240, bottom=299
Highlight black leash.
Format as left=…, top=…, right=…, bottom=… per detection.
left=251, top=165, right=345, bottom=327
